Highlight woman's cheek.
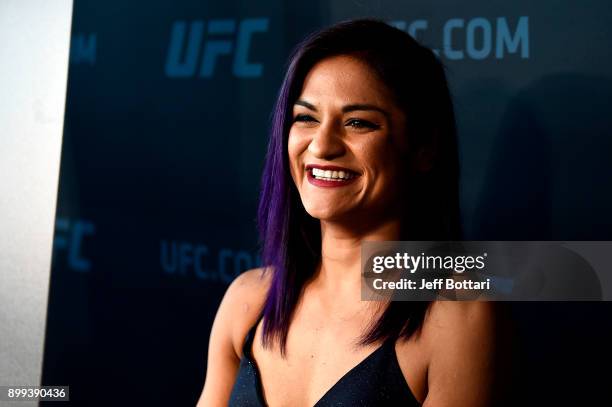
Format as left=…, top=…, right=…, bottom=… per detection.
left=354, top=140, right=388, bottom=165
left=287, top=132, right=304, bottom=185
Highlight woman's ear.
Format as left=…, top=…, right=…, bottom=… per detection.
left=412, top=128, right=438, bottom=173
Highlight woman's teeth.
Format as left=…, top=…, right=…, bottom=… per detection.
left=311, top=168, right=354, bottom=181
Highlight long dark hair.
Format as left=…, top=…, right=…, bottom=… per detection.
left=256, top=18, right=461, bottom=355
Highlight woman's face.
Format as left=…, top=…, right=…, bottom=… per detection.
left=288, top=54, right=409, bottom=224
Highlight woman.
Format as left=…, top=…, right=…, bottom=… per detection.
left=198, top=18, right=499, bottom=406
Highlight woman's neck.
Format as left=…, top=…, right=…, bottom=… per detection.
left=314, top=217, right=402, bottom=297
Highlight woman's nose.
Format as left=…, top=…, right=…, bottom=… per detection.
left=308, top=121, right=345, bottom=159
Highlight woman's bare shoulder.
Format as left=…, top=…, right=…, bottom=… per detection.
left=419, top=301, right=497, bottom=350
left=198, top=268, right=272, bottom=405
left=218, top=267, right=272, bottom=357
left=424, top=300, right=497, bottom=334
left=418, top=301, right=499, bottom=406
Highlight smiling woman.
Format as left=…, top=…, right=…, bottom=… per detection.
left=197, top=18, right=502, bottom=407
left=288, top=54, right=409, bottom=228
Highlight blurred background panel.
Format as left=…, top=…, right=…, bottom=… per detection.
left=42, top=1, right=612, bottom=405
left=0, top=0, right=72, bottom=403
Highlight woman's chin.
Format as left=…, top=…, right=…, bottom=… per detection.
left=303, top=205, right=356, bottom=223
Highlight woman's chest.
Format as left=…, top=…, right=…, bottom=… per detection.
left=251, top=321, right=382, bottom=406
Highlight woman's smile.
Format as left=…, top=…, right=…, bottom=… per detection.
left=306, top=164, right=361, bottom=188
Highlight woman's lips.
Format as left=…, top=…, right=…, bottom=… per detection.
left=306, top=166, right=360, bottom=188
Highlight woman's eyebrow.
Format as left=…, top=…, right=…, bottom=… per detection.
left=294, top=99, right=390, bottom=119
left=295, top=99, right=318, bottom=111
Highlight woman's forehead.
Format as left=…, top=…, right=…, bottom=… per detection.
left=298, top=55, right=394, bottom=107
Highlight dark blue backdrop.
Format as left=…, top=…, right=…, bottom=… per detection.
left=42, top=1, right=612, bottom=405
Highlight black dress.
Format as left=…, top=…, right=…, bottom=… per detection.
left=228, top=315, right=421, bottom=406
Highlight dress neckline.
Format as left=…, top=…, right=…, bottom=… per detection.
left=241, top=315, right=409, bottom=406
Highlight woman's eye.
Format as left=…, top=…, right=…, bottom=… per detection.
left=346, top=119, right=379, bottom=129
left=294, top=114, right=315, bottom=123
